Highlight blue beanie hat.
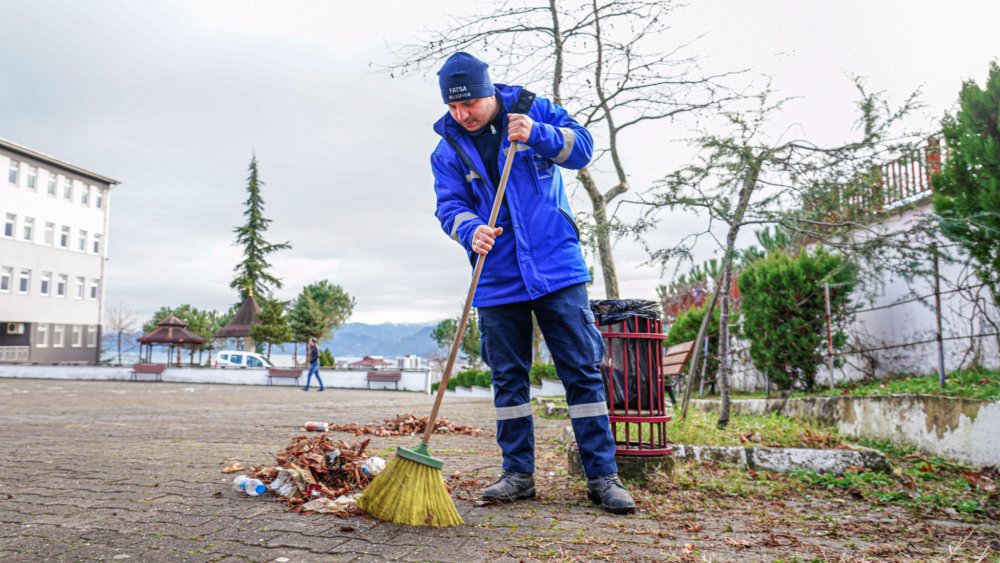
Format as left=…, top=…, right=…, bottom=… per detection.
left=437, top=52, right=494, bottom=103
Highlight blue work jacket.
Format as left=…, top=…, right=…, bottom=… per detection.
left=432, top=84, right=594, bottom=307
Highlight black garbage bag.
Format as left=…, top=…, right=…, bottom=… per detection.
left=589, top=300, right=663, bottom=411
left=589, top=299, right=660, bottom=324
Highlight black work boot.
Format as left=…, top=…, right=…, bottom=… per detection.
left=482, top=470, right=535, bottom=502
left=586, top=473, right=636, bottom=514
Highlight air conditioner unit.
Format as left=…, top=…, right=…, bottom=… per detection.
left=6, top=322, right=25, bottom=335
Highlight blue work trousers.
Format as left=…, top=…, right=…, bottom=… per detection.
left=304, top=361, right=324, bottom=390
left=479, top=283, right=617, bottom=478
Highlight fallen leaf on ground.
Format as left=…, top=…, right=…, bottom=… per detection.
left=221, top=462, right=245, bottom=473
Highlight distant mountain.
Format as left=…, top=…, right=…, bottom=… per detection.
left=321, top=322, right=441, bottom=358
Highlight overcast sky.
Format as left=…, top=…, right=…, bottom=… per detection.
left=2, top=1, right=997, bottom=325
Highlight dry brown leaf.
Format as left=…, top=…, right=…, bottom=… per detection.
left=221, top=462, right=245, bottom=474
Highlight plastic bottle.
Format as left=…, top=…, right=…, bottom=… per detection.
left=233, top=474, right=267, bottom=496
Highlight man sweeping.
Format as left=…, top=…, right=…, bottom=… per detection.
left=430, top=52, right=636, bottom=514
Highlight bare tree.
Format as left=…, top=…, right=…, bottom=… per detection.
left=382, top=0, right=741, bottom=298
left=641, top=80, right=923, bottom=426
left=105, top=302, right=138, bottom=365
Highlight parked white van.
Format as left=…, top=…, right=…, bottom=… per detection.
left=215, top=351, right=273, bottom=369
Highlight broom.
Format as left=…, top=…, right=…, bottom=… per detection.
left=357, top=138, right=522, bottom=527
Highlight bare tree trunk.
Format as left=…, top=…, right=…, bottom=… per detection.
left=680, top=273, right=724, bottom=420
left=531, top=313, right=543, bottom=363
left=548, top=0, right=563, bottom=107
left=116, top=331, right=123, bottom=365
left=293, top=342, right=299, bottom=367
left=578, top=168, right=620, bottom=298
left=717, top=157, right=761, bottom=428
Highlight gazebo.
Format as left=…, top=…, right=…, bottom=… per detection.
left=214, top=295, right=261, bottom=351
left=137, top=315, right=207, bottom=367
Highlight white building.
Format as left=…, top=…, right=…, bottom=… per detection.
left=0, top=138, right=119, bottom=364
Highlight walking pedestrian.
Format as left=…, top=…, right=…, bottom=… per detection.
left=303, top=337, right=324, bottom=392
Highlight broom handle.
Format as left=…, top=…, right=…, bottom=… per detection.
left=422, top=141, right=519, bottom=445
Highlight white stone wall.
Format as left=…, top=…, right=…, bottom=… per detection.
left=0, top=365, right=433, bottom=393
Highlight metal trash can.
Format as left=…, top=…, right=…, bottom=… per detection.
left=591, top=299, right=672, bottom=456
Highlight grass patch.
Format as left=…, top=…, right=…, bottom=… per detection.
left=632, top=408, right=845, bottom=448
left=787, top=438, right=1000, bottom=518
left=833, top=369, right=1000, bottom=400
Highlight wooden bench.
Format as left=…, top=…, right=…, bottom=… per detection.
left=267, top=367, right=302, bottom=386
left=366, top=371, right=402, bottom=390
left=131, top=363, right=166, bottom=382
left=663, top=340, right=696, bottom=406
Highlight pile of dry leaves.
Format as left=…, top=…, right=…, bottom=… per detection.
left=223, top=432, right=377, bottom=517
left=328, top=413, right=485, bottom=437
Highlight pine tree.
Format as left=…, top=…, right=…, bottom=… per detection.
left=230, top=155, right=291, bottom=300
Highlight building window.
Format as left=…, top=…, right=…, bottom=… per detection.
left=63, top=177, right=73, bottom=201
left=47, top=173, right=57, bottom=196
left=0, top=266, right=11, bottom=293
left=93, top=233, right=102, bottom=254
left=36, top=324, right=49, bottom=348
left=22, top=217, right=34, bottom=242
left=18, top=269, right=31, bottom=294
left=87, top=325, right=98, bottom=347
left=8, top=160, right=18, bottom=185
left=53, top=325, right=65, bottom=347
left=72, top=325, right=83, bottom=347
left=56, top=274, right=67, bottom=297
left=89, top=279, right=99, bottom=300
left=78, top=230, right=87, bottom=252
left=40, top=272, right=51, bottom=296
left=26, top=166, right=37, bottom=190
left=96, top=188, right=104, bottom=209
left=60, top=226, right=70, bottom=248
left=81, top=185, right=90, bottom=206
left=74, top=276, right=85, bottom=299
left=3, top=214, right=14, bottom=238
left=44, top=222, right=54, bottom=245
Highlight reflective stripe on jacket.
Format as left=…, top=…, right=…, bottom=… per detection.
left=431, top=84, right=594, bottom=307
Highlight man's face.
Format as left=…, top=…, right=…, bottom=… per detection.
left=447, top=95, right=497, bottom=132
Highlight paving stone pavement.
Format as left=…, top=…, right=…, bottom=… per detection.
left=0, top=378, right=996, bottom=563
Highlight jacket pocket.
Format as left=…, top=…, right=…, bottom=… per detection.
left=558, top=208, right=581, bottom=241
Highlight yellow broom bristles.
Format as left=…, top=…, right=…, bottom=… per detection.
left=357, top=455, right=463, bottom=527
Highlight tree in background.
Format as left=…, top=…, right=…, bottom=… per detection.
left=933, top=61, right=1000, bottom=305
left=737, top=249, right=856, bottom=391
left=302, top=280, right=356, bottom=340
left=251, top=299, right=293, bottom=359
left=288, top=290, right=326, bottom=366
left=384, top=0, right=741, bottom=298
left=642, top=80, right=921, bottom=425
left=430, top=310, right=483, bottom=369
left=105, top=302, right=138, bottom=365
left=230, top=155, right=291, bottom=300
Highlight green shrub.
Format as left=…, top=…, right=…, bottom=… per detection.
left=666, top=304, right=720, bottom=385
left=738, top=248, right=856, bottom=391
left=431, top=382, right=440, bottom=393
left=446, top=378, right=458, bottom=391
left=475, top=371, right=492, bottom=387
left=319, top=348, right=335, bottom=367
left=530, top=362, right=558, bottom=385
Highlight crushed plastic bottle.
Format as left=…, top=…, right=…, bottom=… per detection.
left=360, top=456, right=386, bottom=478
left=268, top=468, right=296, bottom=498
left=233, top=474, right=267, bottom=496
left=303, top=421, right=329, bottom=432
